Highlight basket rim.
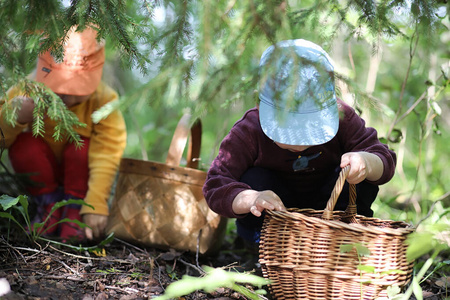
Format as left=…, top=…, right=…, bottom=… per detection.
left=266, top=208, right=415, bottom=236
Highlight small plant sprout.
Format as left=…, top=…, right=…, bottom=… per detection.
left=154, top=266, right=269, bottom=300
left=340, top=243, right=410, bottom=299
left=0, top=194, right=93, bottom=243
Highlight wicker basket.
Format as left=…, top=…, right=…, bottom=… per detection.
left=107, top=114, right=227, bottom=255
left=259, top=166, right=414, bottom=300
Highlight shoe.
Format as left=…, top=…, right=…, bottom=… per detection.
left=29, top=190, right=64, bottom=236
left=39, top=203, right=61, bottom=235
left=59, top=207, right=85, bottom=242
left=30, top=203, right=61, bottom=236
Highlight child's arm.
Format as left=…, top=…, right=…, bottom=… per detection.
left=340, top=151, right=384, bottom=184
left=232, top=189, right=286, bottom=217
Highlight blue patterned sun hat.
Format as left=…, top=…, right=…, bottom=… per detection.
left=258, top=39, right=338, bottom=146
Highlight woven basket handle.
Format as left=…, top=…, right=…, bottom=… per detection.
left=166, top=113, right=202, bottom=169
left=322, top=165, right=357, bottom=222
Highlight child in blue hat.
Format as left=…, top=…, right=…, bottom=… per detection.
left=203, top=39, right=397, bottom=246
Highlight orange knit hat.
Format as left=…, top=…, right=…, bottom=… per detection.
left=36, top=26, right=105, bottom=96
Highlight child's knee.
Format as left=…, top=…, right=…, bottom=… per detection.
left=63, top=137, right=90, bottom=162
left=9, top=132, right=48, bottom=158
left=241, top=167, right=278, bottom=190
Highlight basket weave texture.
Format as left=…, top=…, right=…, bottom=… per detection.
left=106, top=114, right=227, bottom=254
left=259, top=166, right=414, bottom=300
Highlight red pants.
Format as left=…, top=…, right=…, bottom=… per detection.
left=9, top=132, right=89, bottom=199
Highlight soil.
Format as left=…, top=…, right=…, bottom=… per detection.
left=1, top=226, right=448, bottom=300
left=0, top=177, right=447, bottom=300
left=0, top=228, right=263, bottom=300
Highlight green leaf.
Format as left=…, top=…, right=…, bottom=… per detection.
left=357, top=265, right=375, bottom=273
left=340, top=243, right=371, bottom=257
left=386, top=285, right=401, bottom=298
left=412, top=277, right=423, bottom=300
left=17, top=195, right=29, bottom=213
left=153, top=266, right=269, bottom=300
left=92, top=100, right=120, bottom=123
left=380, top=269, right=407, bottom=276
left=354, top=244, right=371, bottom=257
left=391, top=295, right=407, bottom=300
left=88, top=233, right=116, bottom=254
left=53, top=199, right=94, bottom=210
left=0, top=195, right=21, bottom=210
left=98, top=232, right=115, bottom=247
left=56, top=218, right=90, bottom=229
left=0, top=212, right=25, bottom=232
left=39, top=232, right=115, bottom=251
left=406, top=232, right=435, bottom=261
left=340, top=244, right=354, bottom=253
left=0, top=211, right=16, bottom=222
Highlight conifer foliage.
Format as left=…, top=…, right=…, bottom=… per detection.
left=0, top=0, right=448, bottom=141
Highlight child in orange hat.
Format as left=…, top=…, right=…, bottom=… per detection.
left=0, top=26, right=127, bottom=241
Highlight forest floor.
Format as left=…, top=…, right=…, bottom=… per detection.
left=0, top=227, right=266, bottom=300
left=0, top=225, right=448, bottom=300
left=0, top=177, right=448, bottom=300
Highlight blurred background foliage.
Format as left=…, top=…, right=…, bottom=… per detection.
left=1, top=0, right=449, bottom=285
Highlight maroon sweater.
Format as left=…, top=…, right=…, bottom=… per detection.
left=203, top=100, right=397, bottom=219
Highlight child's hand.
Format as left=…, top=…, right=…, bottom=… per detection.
left=82, top=213, right=108, bottom=240
left=232, top=189, right=286, bottom=217
left=340, top=152, right=383, bottom=184
left=13, top=96, right=35, bottom=124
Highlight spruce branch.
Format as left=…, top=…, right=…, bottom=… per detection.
left=3, top=78, right=86, bottom=146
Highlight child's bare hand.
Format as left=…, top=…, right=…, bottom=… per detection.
left=341, top=152, right=383, bottom=184
left=13, top=96, right=35, bottom=124
left=232, top=189, right=286, bottom=217
left=82, top=214, right=108, bottom=240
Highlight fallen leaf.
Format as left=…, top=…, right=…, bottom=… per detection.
left=93, top=248, right=106, bottom=257
left=160, top=249, right=182, bottom=261
left=436, top=277, right=450, bottom=287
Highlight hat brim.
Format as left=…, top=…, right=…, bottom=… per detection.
left=259, top=96, right=339, bottom=146
left=35, top=51, right=104, bottom=96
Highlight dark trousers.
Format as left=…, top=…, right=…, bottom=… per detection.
left=236, top=167, right=379, bottom=243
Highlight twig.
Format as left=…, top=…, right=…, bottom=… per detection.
left=52, top=256, right=79, bottom=275
left=0, top=236, right=27, bottom=264
left=36, top=275, right=85, bottom=282
left=415, top=192, right=450, bottom=228
left=435, top=191, right=450, bottom=202
left=127, top=111, right=148, bottom=161
left=47, top=245, right=130, bottom=264
left=196, top=229, right=201, bottom=268
left=84, top=250, right=93, bottom=267
left=2, top=242, right=79, bottom=274
left=387, top=27, right=420, bottom=138
left=104, top=285, right=140, bottom=294
left=153, top=258, right=165, bottom=292
left=5, top=245, right=48, bottom=254
left=31, top=240, right=51, bottom=259
left=114, top=237, right=148, bottom=254
left=394, top=73, right=444, bottom=127
left=2, top=242, right=130, bottom=264
left=178, top=258, right=206, bottom=276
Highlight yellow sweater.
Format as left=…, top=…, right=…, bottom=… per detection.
left=0, top=82, right=127, bottom=216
